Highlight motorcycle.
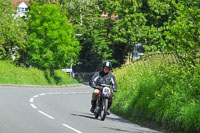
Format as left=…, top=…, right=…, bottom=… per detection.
left=94, top=84, right=112, bottom=121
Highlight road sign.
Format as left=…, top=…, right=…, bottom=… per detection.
left=62, top=68, right=72, bottom=72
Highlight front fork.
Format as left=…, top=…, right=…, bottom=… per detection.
left=96, top=96, right=102, bottom=113
left=96, top=95, right=110, bottom=112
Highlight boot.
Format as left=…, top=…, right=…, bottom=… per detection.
left=107, top=102, right=112, bottom=115
left=90, top=100, right=96, bottom=113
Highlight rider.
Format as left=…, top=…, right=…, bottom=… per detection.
left=89, top=61, right=117, bottom=114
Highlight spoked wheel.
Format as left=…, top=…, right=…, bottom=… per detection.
left=100, top=98, right=108, bottom=121
left=94, top=112, right=99, bottom=119
left=94, top=100, right=100, bottom=119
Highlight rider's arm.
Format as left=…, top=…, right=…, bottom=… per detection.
left=89, top=72, right=99, bottom=89
left=111, top=75, right=117, bottom=92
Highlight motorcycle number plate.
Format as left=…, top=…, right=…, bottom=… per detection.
left=102, top=87, right=111, bottom=95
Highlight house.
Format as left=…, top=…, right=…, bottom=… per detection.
left=101, top=11, right=118, bottom=20
left=12, top=0, right=30, bottom=17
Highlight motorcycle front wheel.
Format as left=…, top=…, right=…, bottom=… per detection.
left=94, top=112, right=99, bottom=119
left=94, top=100, right=100, bottom=119
left=100, top=98, right=108, bottom=121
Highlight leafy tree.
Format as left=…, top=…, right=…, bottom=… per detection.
left=30, top=0, right=113, bottom=72
left=102, top=0, right=177, bottom=64
left=28, top=0, right=200, bottom=68
left=30, top=0, right=59, bottom=4
left=164, top=0, right=200, bottom=65
left=60, top=0, right=114, bottom=72
left=0, top=0, right=27, bottom=61
left=27, top=4, right=81, bottom=70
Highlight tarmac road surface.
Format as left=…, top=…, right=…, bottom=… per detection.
left=0, top=84, right=163, bottom=133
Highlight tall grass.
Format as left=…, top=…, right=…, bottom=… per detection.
left=0, top=60, right=78, bottom=85
left=111, top=57, right=200, bottom=132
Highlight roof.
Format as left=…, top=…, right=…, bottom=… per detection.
left=12, top=0, right=30, bottom=6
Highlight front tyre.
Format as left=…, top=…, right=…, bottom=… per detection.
left=94, top=100, right=100, bottom=119
left=100, top=98, right=108, bottom=121
left=94, top=112, right=99, bottom=119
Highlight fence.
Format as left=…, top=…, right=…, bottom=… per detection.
left=74, top=72, right=95, bottom=81
left=127, top=52, right=180, bottom=65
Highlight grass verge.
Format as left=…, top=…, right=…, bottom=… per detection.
left=111, top=57, right=200, bottom=133
left=0, top=60, right=78, bottom=85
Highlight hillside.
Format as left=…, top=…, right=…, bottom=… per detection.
left=0, top=60, right=78, bottom=85
left=111, top=55, right=200, bottom=132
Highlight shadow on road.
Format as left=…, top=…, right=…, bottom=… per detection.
left=71, top=112, right=135, bottom=124
left=71, top=112, right=134, bottom=124
left=102, top=127, right=133, bottom=133
left=71, top=113, right=95, bottom=120
left=71, top=113, right=161, bottom=133
left=101, top=126, right=158, bottom=133
left=106, top=115, right=135, bottom=124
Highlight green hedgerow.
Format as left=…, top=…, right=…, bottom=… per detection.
left=111, top=57, right=200, bottom=132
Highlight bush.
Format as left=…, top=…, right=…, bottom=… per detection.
left=111, top=58, right=200, bottom=132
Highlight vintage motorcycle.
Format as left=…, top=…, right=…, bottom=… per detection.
left=94, top=84, right=112, bottom=121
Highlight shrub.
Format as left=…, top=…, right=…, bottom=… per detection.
left=111, top=57, right=200, bottom=132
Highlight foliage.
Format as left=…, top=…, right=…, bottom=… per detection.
left=164, top=0, right=200, bottom=65
left=0, top=0, right=27, bottom=61
left=27, top=4, right=81, bottom=70
left=1, top=0, right=199, bottom=69
left=28, top=0, right=200, bottom=68
left=112, top=57, right=200, bottom=132
left=30, top=1, right=115, bottom=72
left=0, top=60, right=78, bottom=85
left=61, top=0, right=114, bottom=72
left=99, top=0, right=174, bottom=65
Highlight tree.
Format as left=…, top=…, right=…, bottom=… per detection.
left=103, top=0, right=176, bottom=63
left=164, top=0, right=200, bottom=65
left=61, top=0, right=114, bottom=72
left=27, top=4, right=81, bottom=70
left=0, top=0, right=27, bottom=61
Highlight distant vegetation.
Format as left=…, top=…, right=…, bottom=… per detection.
left=111, top=56, right=200, bottom=132
left=1, top=0, right=199, bottom=72
left=0, top=60, right=78, bottom=85
left=0, top=0, right=199, bottom=132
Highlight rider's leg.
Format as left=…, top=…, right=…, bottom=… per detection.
left=90, top=89, right=100, bottom=113
left=107, top=96, right=113, bottom=115
left=90, top=100, right=96, bottom=113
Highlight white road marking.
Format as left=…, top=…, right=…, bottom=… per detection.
left=29, top=91, right=90, bottom=133
left=33, top=95, right=38, bottom=98
left=62, top=123, right=83, bottom=133
left=30, top=98, right=34, bottom=103
left=54, top=92, right=62, bottom=94
left=38, top=110, right=55, bottom=119
left=30, top=103, right=37, bottom=109
left=40, top=93, right=45, bottom=96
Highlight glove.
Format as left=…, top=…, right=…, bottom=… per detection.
left=113, top=88, right=117, bottom=92
left=96, top=85, right=103, bottom=90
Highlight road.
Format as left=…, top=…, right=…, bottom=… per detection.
left=0, top=84, right=162, bottom=133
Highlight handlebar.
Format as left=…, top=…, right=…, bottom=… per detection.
left=99, top=84, right=110, bottom=87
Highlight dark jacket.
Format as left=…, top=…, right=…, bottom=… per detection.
left=89, top=71, right=117, bottom=92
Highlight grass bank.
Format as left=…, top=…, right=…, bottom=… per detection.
left=111, top=57, right=200, bottom=132
left=0, top=60, right=78, bottom=85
